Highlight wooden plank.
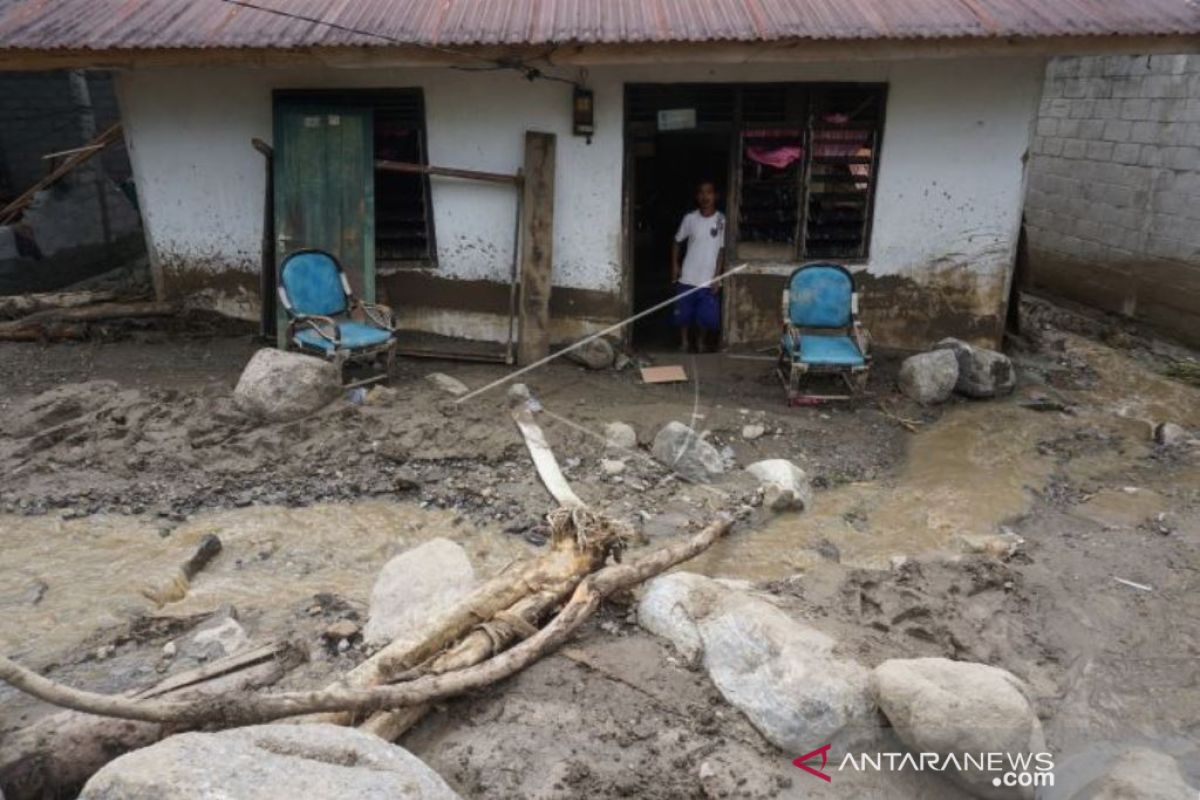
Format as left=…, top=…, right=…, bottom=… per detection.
left=517, top=131, right=556, bottom=366
left=0, top=123, right=122, bottom=224
left=375, top=159, right=521, bottom=187
left=641, top=365, right=688, bottom=384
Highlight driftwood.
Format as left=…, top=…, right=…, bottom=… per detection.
left=0, top=289, right=119, bottom=320
left=0, top=517, right=732, bottom=728
left=141, top=534, right=223, bottom=607
left=0, top=641, right=305, bottom=800
left=0, top=301, right=174, bottom=341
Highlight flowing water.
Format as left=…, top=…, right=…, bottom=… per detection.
left=0, top=502, right=529, bottom=667
left=690, top=334, right=1198, bottom=579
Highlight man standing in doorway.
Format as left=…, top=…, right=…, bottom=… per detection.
left=671, top=179, right=726, bottom=353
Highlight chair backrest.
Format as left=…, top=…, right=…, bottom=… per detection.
left=787, top=263, right=854, bottom=329
left=279, top=250, right=349, bottom=317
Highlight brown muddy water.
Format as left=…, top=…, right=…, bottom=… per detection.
left=0, top=502, right=530, bottom=667
left=691, top=333, right=1198, bottom=578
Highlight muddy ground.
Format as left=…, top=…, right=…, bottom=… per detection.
left=0, top=295, right=1197, bottom=798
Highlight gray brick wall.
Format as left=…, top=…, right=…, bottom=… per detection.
left=1024, top=54, right=1200, bottom=344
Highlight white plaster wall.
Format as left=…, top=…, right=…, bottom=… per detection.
left=117, top=57, right=1042, bottom=330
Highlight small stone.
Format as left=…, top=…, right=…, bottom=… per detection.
left=162, top=642, right=177, bottom=658
left=604, top=421, right=638, bottom=451
left=95, top=644, right=115, bottom=660
left=600, top=458, right=626, bottom=476
left=652, top=422, right=725, bottom=483
left=565, top=337, right=615, bottom=370
left=323, top=620, right=360, bottom=641
left=1153, top=421, right=1186, bottom=446
left=425, top=372, right=469, bottom=397
left=336, top=638, right=350, bottom=653
left=741, top=424, right=765, bottom=440
left=746, top=459, right=812, bottom=512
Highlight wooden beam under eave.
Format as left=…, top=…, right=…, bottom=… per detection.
left=0, top=34, right=1198, bottom=72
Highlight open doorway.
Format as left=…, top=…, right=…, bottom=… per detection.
left=630, top=130, right=729, bottom=349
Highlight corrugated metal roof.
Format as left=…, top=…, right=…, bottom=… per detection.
left=0, top=0, right=1196, bottom=51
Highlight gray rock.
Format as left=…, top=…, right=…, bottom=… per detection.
left=565, top=337, right=615, bottom=370
left=741, top=424, right=766, bottom=440
left=425, top=372, right=469, bottom=397
left=652, top=422, right=725, bottom=482
left=233, top=349, right=341, bottom=422
left=933, top=338, right=1016, bottom=399
left=898, top=349, right=960, bottom=405
left=79, top=724, right=462, bottom=800
left=639, top=572, right=872, bottom=751
left=604, top=421, right=638, bottom=451
left=178, top=613, right=249, bottom=662
left=1153, top=422, right=1186, bottom=446
left=364, top=538, right=477, bottom=646
left=746, top=459, right=812, bottom=512
left=1066, top=747, right=1193, bottom=800
left=870, top=658, right=1046, bottom=799
left=600, top=458, right=626, bottom=476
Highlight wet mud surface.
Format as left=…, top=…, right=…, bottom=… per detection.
left=0, top=295, right=1198, bottom=798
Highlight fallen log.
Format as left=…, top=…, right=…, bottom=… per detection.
left=0, top=289, right=119, bottom=320
left=0, top=517, right=732, bottom=728
left=0, top=640, right=305, bottom=800
left=0, top=301, right=175, bottom=341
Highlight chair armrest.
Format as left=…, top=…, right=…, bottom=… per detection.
left=852, top=322, right=871, bottom=359
left=357, top=301, right=395, bottom=331
left=782, top=323, right=801, bottom=357
left=292, top=314, right=340, bottom=346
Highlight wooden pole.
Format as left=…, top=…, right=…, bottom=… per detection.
left=517, top=131, right=556, bottom=366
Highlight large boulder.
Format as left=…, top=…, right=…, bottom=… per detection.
left=639, top=572, right=871, bottom=751
left=897, top=350, right=960, bottom=405
left=652, top=422, right=725, bottom=483
left=870, top=658, right=1046, bottom=799
left=565, top=337, right=615, bottom=370
left=364, top=538, right=477, bottom=646
left=1067, top=747, right=1193, bottom=800
left=78, top=724, right=462, bottom=800
left=933, top=339, right=1016, bottom=399
left=233, top=348, right=342, bottom=422
left=745, top=459, right=813, bottom=512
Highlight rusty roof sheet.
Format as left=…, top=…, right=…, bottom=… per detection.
left=0, top=0, right=1197, bottom=51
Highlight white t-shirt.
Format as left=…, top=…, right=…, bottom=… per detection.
left=674, top=210, right=726, bottom=286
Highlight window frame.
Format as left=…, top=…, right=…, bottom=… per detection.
left=729, top=82, right=887, bottom=264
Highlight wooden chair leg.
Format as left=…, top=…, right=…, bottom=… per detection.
left=385, top=341, right=397, bottom=380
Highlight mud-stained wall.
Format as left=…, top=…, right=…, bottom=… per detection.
left=1024, top=54, right=1200, bottom=347
left=117, top=56, right=1041, bottom=346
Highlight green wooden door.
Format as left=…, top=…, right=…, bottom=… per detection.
left=273, top=105, right=375, bottom=344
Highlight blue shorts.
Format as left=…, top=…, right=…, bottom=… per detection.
left=672, top=283, right=720, bottom=331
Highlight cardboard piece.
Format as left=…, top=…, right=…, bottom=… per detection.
left=641, top=365, right=688, bottom=384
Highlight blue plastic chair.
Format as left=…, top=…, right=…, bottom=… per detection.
left=277, top=249, right=396, bottom=383
left=777, top=263, right=871, bottom=399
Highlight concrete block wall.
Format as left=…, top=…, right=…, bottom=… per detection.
left=1024, top=54, right=1200, bottom=345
